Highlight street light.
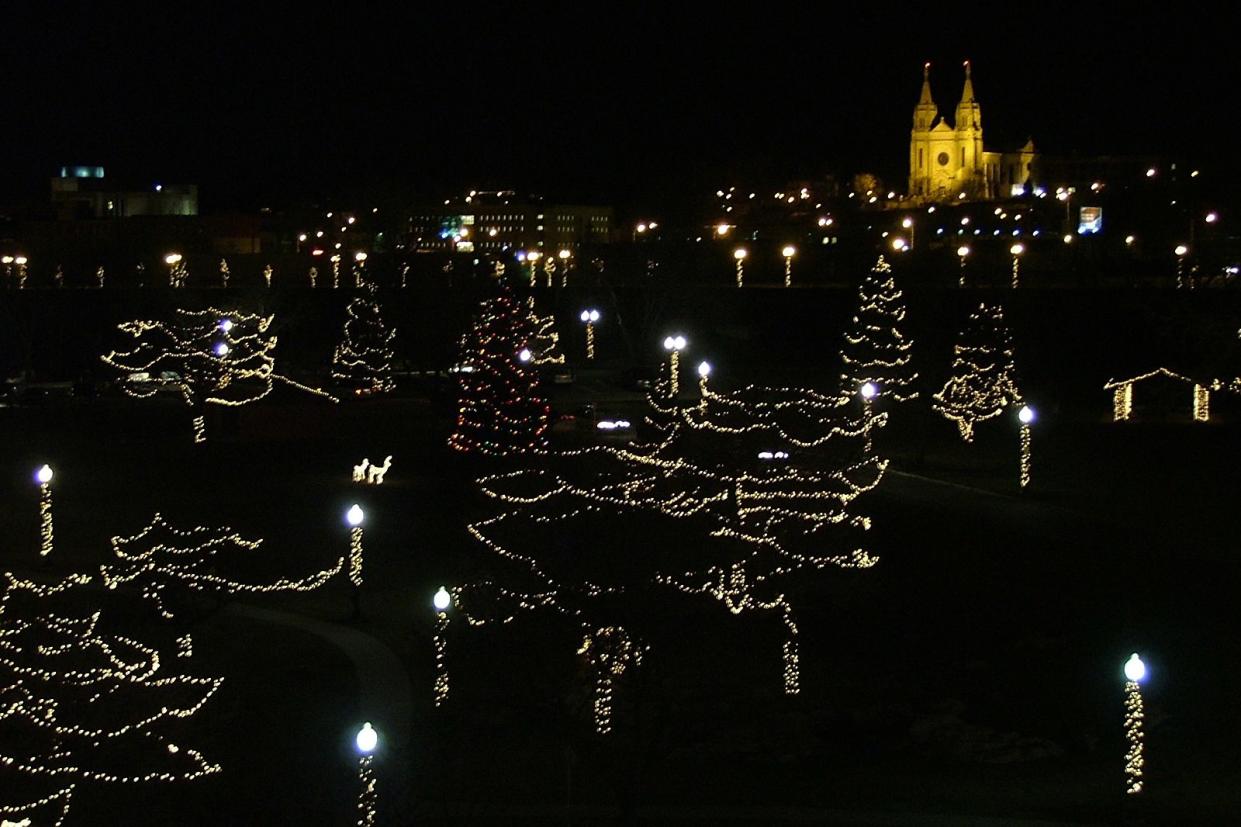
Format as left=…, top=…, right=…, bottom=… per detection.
left=355, top=722, right=378, bottom=826
left=1123, top=654, right=1146, bottom=795
left=36, top=465, right=54, bottom=556
left=518, top=348, right=533, bottom=364
left=527, top=251, right=541, bottom=287
left=346, top=503, right=365, bottom=587
left=433, top=587, right=451, bottom=706
left=663, top=335, right=687, bottom=398
left=733, top=247, right=747, bottom=287
left=579, top=309, right=600, bottom=360
left=860, top=382, right=878, bottom=452
left=1017, top=405, right=1034, bottom=488
left=781, top=245, right=796, bottom=287
left=956, top=245, right=971, bottom=287
left=697, top=361, right=712, bottom=405
left=1175, top=244, right=1190, bottom=288
left=890, top=237, right=908, bottom=253
left=1009, top=243, right=1025, bottom=288
left=901, top=216, right=915, bottom=249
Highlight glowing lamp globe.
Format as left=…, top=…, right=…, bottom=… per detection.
left=219, top=319, right=234, bottom=332
left=697, top=361, right=712, bottom=378
left=518, top=348, right=533, bottom=363
left=781, top=245, right=796, bottom=258
left=355, top=722, right=378, bottom=754
left=733, top=248, right=747, bottom=260
left=36, top=465, right=53, bottom=484
left=1010, top=243, right=1025, bottom=256
left=346, top=504, right=365, bottom=527
left=890, top=237, right=907, bottom=251
left=516, top=251, right=527, bottom=262
left=1175, top=245, right=1189, bottom=256
left=860, top=382, right=878, bottom=401
left=433, top=587, right=452, bottom=612
left=663, top=335, right=686, bottom=352
left=901, top=217, right=913, bottom=228
left=957, top=245, right=971, bottom=258
left=1205, top=212, right=1218, bottom=224
left=558, top=249, right=570, bottom=260
left=1124, top=653, right=1146, bottom=683
left=580, top=309, right=599, bottom=323
left=354, top=252, right=368, bottom=262
left=214, top=343, right=229, bottom=357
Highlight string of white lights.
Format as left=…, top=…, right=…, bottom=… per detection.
left=839, top=256, right=919, bottom=402
left=932, top=302, right=1022, bottom=442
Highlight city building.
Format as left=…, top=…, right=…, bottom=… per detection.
left=907, top=62, right=1037, bottom=203
left=50, top=166, right=198, bottom=219
left=406, top=191, right=612, bottom=253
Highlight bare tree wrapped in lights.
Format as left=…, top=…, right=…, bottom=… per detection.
left=448, top=372, right=885, bottom=732
left=839, top=255, right=919, bottom=402
left=0, top=573, right=222, bottom=823
left=448, top=290, right=550, bottom=456
left=331, top=285, right=397, bottom=395
left=525, top=297, right=565, bottom=365
left=932, top=302, right=1022, bottom=441
left=101, top=514, right=345, bottom=621
left=101, top=307, right=337, bottom=443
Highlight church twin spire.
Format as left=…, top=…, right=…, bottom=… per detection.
left=914, top=61, right=980, bottom=132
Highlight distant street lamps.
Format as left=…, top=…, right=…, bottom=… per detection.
left=1123, top=654, right=1147, bottom=795
left=433, top=587, right=452, bottom=707
left=355, top=722, right=379, bottom=826
left=1017, top=405, right=1034, bottom=488
left=956, top=245, right=971, bottom=287
left=733, top=248, right=747, bottom=287
left=1174, top=244, right=1190, bottom=289
left=662, top=335, right=687, bottom=398
left=36, top=465, right=54, bottom=556
left=781, top=245, right=796, bottom=287
left=579, top=309, right=600, bottom=360
left=1009, top=243, right=1025, bottom=288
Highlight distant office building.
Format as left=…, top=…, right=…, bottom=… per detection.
left=407, top=191, right=612, bottom=252
left=907, top=62, right=1037, bottom=203
left=50, top=166, right=198, bottom=219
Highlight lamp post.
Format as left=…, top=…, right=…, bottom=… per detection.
left=781, top=245, right=796, bottom=287
left=164, top=253, right=184, bottom=288
left=558, top=248, right=571, bottom=287
left=527, top=250, right=541, bottom=288
left=347, top=504, right=365, bottom=618
left=890, top=237, right=908, bottom=253
left=579, top=309, right=600, bottom=360
left=1009, top=243, right=1025, bottom=288
left=355, top=722, right=379, bottom=826
left=733, top=247, right=747, bottom=287
left=36, top=465, right=54, bottom=556
left=1123, top=653, right=1146, bottom=795
left=15, top=256, right=28, bottom=289
left=353, top=251, right=368, bottom=288
left=860, top=382, right=878, bottom=452
left=697, top=361, right=712, bottom=408
left=433, top=587, right=451, bottom=707
left=1, top=256, right=12, bottom=285
left=662, top=335, right=687, bottom=399
left=902, top=216, right=915, bottom=250
left=957, top=245, right=971, bottom=287
left=330, top=254, right=342, bottom=289
left=1017, top=405, right=1034, bottom=488
left=1174, top=244, right=1189, bottom=289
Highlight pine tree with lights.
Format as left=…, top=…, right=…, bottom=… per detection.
left=448, top=290, right=550, bottom=456
left=839, top=255, right=918, bottom=401
left=932, top=301, right=1022, bottom=441
left=331, top=285, right=397, bottom=394
left=0, top=573, right=222, bottom=822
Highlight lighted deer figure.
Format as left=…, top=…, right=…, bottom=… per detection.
left=367, top=456, right=393, bottom=485
left=352, top=459, right=370, bottom=482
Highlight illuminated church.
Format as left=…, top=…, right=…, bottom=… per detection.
left=908, top=62, right=1037, bottom=203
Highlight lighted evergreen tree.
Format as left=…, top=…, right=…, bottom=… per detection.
left=932, top=301, right=1022, bottom=441
left=448, top=290, right=551, bottom=455
left=525, top=296, right=565, bottom=365
left=331, top=285, right=397, bottom=394
left=0, top=573, right=222, bottom=823
left=839, top=255, right=919, bottom=401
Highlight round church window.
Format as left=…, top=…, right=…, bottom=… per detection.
left=937, top=152, right=950, bottom=167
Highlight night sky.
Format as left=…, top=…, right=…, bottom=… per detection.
left=2, top=5, right=1235, bottom=214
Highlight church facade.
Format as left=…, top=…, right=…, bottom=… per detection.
left=908, top=62, right=1036, bottom=203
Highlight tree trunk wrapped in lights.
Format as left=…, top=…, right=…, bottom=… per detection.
left=839, top=255, right=919, bottom=402
left=449, top=375, right=885, bottom=732
left=331, top=284, right=398, bottom=395
left=100, top=307, right=337, bottom=443
left=102, top=514, right=345, bottom=621
left=448, top=289, right=550, bottom=456
left=932, top=302, right=1022, bottom=442
left=0, top=573, right=222, bottom=823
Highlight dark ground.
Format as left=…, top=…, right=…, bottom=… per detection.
left=3, top=279, right=1241, bottom=825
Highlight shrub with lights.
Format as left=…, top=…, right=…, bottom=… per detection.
left=448, top=290, right=550, bottom=456
left=331, top=285, right=398, bottom=395
left=932, top=302, right=1022, bottom=441
left=0, top=572, right=221, bottom=824
left=839, top=255, right=919, bottom=402
left=101, top=307, right=336, bottom=443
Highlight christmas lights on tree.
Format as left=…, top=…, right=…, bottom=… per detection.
left=448, top=290, right=550, bottom=456
left=331, top=285, right=397, bottom=395
left=932, top=302, right=1022, bottom=441
left=526, top=297, right=565, bottom=365
left=0, top=573, right=222, bottom=823
left=101, top=513, right=345, bottom=620
left=101, top=307, right=337, bottom=443
left=839, top=256, right=919, bottom=402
